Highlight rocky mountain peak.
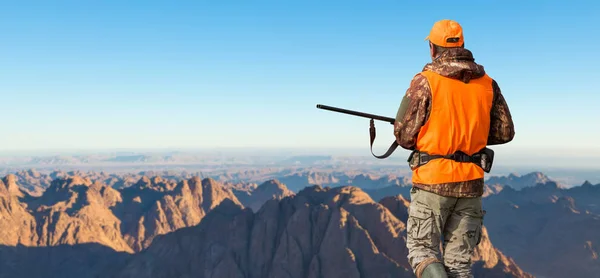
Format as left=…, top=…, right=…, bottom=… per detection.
left=200, top=177, right=220, bottom=188
left=581, top=180, right=594, bottom=187
left=46, top=176, right=92, bottom=192
left=113, top=175, right=244, bottom=252
left=130, top=176, right=175, bottom=192
left=27, top=169, right=41, bottom=178
left=296, top=184, right=367, bottom=207
left=4, top=174, right=17, bottom=186
left=257, top=179, right=285, bottom=190
left=151, top=176, right=163, bottom=184
left=1, top=174, right=23, bottom=197
left=236, top=179, right=294, bottom=211
left=486, top=171, right=555, bottom=190
left=255, top=179, right=294, bottom=197
left=188, top=176, right=202, bottom=185
left=135, top=176, right=151, bottom=188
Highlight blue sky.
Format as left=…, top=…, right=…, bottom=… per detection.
left=1, top=0, right=599, bottom=158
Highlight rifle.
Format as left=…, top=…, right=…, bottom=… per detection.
left=316, top=104, right=399, bottom=159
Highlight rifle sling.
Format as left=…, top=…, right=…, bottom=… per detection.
left=368, top=119, right=399, bottom=159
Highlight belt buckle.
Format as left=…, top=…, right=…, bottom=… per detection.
left=419, top=152, right=430, bottom=164
left=408, top=151, right=419, bottom=170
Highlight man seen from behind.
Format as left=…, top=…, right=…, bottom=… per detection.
left=393, top=19, right=515, bottom=278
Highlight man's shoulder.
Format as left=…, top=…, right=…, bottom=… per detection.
left=406, top=72, right=432, bottom=100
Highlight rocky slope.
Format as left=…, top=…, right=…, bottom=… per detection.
left=0, top=243, right=131, bottom=278
left=1, top=173, right=27, bottom=197
left=115, top=185, right=413, bottom=278
left=483, top=183, right=506, bottom=197
left=371, top=179, right=600, bottom=278
left=0, top=174, right=37, bottom=246
left=114, top=186, right=531, bottom=278
left=487, top=180, right=600, bottom=214
left=26, top=176, right=133, bottom=252
left=471, top=226, right=534, bottom=278
left=0, top=174, right=242, bottom=253
left=482, top=181, right=600, bottom=278
left=7, top=171, right=589, bottom=277
left=114, top=176, right=243, bottom=251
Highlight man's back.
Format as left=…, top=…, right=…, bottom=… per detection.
left=395, top=47, right=514, bottom=198
left=413, top=69, right=495, bottom=185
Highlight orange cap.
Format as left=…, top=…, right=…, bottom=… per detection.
left=425, top=19, right=464, bottom=47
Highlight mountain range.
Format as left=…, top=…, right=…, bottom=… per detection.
left=3, top=151, right=599, bottom=187
left=5, top=168, right=552, bottom=198
left=1, top=169, right=598, bottom=277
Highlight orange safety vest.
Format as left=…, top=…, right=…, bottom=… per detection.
left=412, top=70, right=494, bottom=185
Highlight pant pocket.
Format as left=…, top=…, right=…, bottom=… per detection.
left=463, top=209, right=484, bottom=248
left=407, top=205, right=434, bottom=243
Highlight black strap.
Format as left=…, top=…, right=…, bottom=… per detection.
left=369, top=119, right=399, bottom=159
left=408, top=149, right=493, bottom=173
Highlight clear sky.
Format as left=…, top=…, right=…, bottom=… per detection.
left=1, top=1, right=599, bottom=157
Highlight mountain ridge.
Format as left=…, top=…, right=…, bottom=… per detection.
left=0, top=173, right=535, bottom=277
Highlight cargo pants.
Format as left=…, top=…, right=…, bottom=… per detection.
left=406, top=187, right=484, bottom=278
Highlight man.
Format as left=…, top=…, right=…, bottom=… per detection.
left=393, top=19, right=515, bottom=278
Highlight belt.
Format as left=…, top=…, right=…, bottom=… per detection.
left=407, top=147, right=494, bottom=173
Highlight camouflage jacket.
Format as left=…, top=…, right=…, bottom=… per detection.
left=394, top=48, right=515, bottom=198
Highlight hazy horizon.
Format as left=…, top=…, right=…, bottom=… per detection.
left=2, top=147, right=600, bottom=187
left=2, top=145, right=600, bottom=168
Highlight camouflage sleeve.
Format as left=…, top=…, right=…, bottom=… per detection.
left=394, top=73, right=431, bottom=150
left=487, top=80, right=515, bottom=145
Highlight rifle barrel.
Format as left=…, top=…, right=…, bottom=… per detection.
left=316, top=104, right=395, bottom=124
